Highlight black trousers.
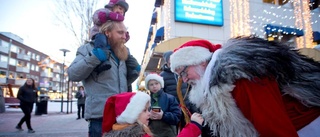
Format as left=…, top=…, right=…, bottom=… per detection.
left=77, top=104, right=85, bottom=118
left=17, top=102, right=34, bottom=130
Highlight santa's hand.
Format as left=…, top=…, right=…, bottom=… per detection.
left=190, top=113, right=204, bottom=125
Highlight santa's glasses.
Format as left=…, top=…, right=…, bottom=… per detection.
left=179, top=66, right=189, bottom=78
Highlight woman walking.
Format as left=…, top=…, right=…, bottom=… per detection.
left=15, top=78, right=37, bottom=133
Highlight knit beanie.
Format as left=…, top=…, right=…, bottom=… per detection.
left=163, top=51, right=173, bottom=63
left=144, top=74, right=164, bottom=90
left=105, top=0, right=129, bottom=12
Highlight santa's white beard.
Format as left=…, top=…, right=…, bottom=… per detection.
left=188, top=66, right=206, bottom=108
left=188, top=79, right=205, bottom=108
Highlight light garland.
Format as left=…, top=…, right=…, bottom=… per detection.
left=164, top=0, right=171, bottom=39
left=248, top=0, right=318, bottom=48
left=301, top=0, right=313, bottom=48
left=230, top=0, right=250, bottom=37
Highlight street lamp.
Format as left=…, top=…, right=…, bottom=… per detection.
left=59, top=49, right=70, bottom=113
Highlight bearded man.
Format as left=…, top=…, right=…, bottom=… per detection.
left=169, top=36, right=320, bottom=137
left=68, top=21, right=129, bottom=137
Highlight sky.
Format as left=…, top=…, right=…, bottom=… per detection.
left=0, top=0, right=155, bottom=65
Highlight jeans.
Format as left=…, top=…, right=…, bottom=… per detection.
left=88, top=118, right=102, bottom=137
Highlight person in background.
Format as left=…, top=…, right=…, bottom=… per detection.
left=15, top=78, right=37, bottom=133
left=102, top=92, right=203, bottom=137
left=145, top=73, right=181, bottom=137
left=67, top=20, right=129, bottom=137
left=90, top=0, right=140, bottom=91
left=169, top=36, right=320, bottom=137
left=75, top=84, right=86, bottom=120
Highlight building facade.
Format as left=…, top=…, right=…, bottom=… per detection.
left=0, top=32, right=71, bottom=100
left=137, top=0, right=320, bottom=89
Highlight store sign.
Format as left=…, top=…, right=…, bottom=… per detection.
left=175, top=0, right=223, bottom=26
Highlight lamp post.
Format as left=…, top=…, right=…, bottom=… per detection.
left=59, top=49, right=70, bottom=113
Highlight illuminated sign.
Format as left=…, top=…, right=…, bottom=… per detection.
left=175, top=0, right=223, bottom=26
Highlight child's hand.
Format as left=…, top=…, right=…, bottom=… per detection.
left=150, top=109, right=163, bottom=120
left=191, top=113, right=204, bottom=125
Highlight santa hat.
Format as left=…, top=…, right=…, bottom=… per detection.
left=170, top=39, right=221, bottom=72
left=144, top=74, right=164, bottom=90
left=105, top=0, right=129, bottom=12
left=102, top=92, right=150, bottom=133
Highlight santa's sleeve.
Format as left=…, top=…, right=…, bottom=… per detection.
left=231, top=77, right=298, bottom=137
left=177, top=122, right=201, bottom=137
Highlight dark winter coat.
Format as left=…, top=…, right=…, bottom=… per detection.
left=75, top=90, right=86, bottom=105
left=17, top=85, right=37, bottom=103
left=149, top=89, right=181, bottom=137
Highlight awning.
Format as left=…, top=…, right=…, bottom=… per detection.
left=149, top=26, right=153, bottom=35
left=151, top=11, right=157, bottom=25
left=154, top=27, right=164, bottom=43
left=299, top=48, right=320, bottom=62
left=265, top=24, right=304, bottom=37
left=313, top=31, right=320, bottom=42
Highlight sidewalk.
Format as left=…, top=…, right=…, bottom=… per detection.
left=0, top=102, right=88, bottom=137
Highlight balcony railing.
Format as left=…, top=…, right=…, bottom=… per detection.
left=0, top=61, right=7, bottom=68
left=15, top=79, right=26, bottom=86
left=53, top=68, right=61, bottom=73
left=17, top=54, right=31, bottom=61
left=0, top=46, right=9, bottom=53
left=40, top=72, right=53, bottom=78
left=16, top=66, right=30, bottom=73
left=39, top=82, right=50, bottom=88
left=0, top=77, right=6, bottom=84
left=52, top=77, right=60, bottom=82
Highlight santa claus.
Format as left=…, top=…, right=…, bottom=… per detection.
left=170, top=35, right=320, bottom=137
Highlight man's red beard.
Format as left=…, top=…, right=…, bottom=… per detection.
left=109, top=37, right=128, bottom=61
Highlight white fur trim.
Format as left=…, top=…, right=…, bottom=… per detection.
left=116, top=92, right=150, bottom=124
left=170, top=46, right=212, bottom=72
left=145, top=74, right=164, bottom=90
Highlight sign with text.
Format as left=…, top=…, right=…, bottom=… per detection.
left=175, top=0, right=223, bottom=26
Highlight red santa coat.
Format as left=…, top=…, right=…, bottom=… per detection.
left=232, top=77, right=320, bottom=137
left=143, top=122, right=201, bottom=137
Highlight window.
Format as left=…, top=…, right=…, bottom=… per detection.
left=263, top=0, right=289, bottom=5
left=10, top=44, right=18, bottom=53
left=27, top=51, right=32, bottom=57
left=31, top=64, right=35, bottom=71
left=0, top=40, right=10, bottom=53
left=0, top=70, right=6, bottom=78
left=9, top=58, right=16, bottom=66
left=35, top=76, right=39, bottom=82
left=17, top=73, right=24, bottom=79
left=26, top=62, right=30, bottom=68
left=35, top=66, right=39, bottom=71
left=18, top=48, right=25, bottom=54
left=32, top=53, right=36, bottom=60
left=9, top=72, right=16, bottom=79
left=36, top=55, right=40, bottom=61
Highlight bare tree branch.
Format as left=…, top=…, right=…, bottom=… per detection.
left=52, top=0, right=99, bottom=47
